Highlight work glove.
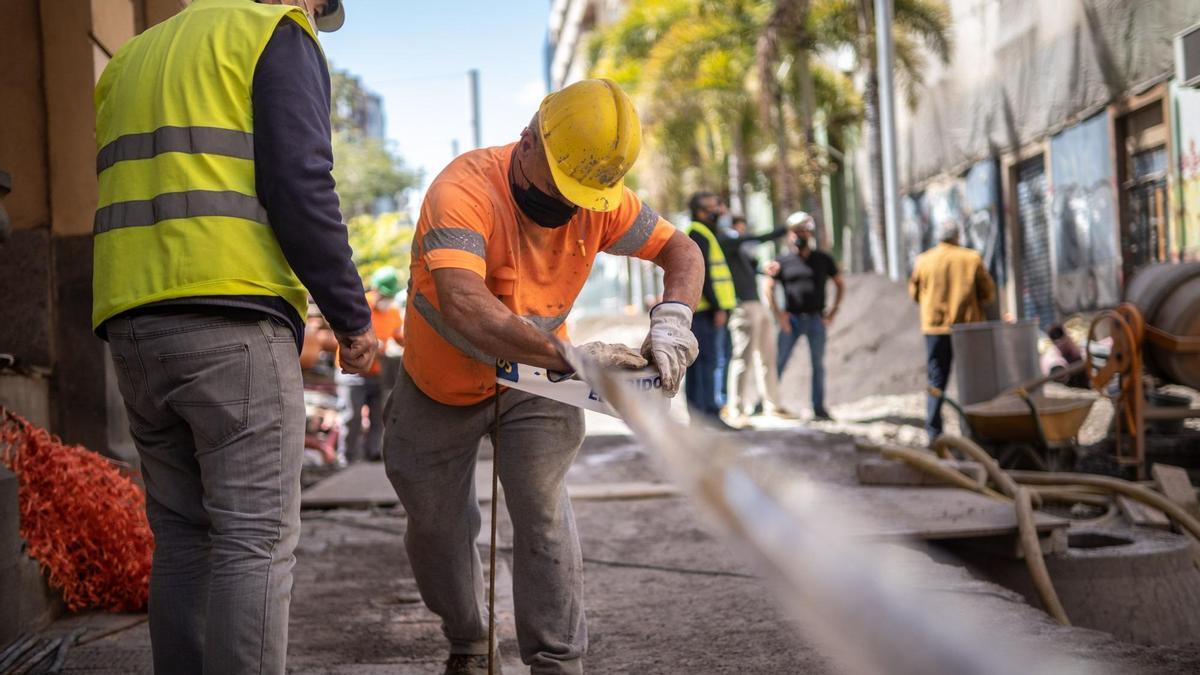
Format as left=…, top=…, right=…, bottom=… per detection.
left=576, top=341, right=649, bottom=370
left=640, top=302, right=699, bottom=398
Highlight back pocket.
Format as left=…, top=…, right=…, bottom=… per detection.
left=158, top=343, right=251, bottom=450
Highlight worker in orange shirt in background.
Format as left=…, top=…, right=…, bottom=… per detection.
left=382, top=79, right=703, bottom=674
left=337, top=266, right=404, bottom=465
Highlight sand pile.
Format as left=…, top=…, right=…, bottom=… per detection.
left=779, top=273, right=929, bottom=412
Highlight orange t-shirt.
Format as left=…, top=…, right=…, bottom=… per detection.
left=404, top=143, right=675, bottom=406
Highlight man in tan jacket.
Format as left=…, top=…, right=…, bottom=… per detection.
left=909, top=220, right=996, bottom=440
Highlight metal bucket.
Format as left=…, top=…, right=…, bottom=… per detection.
left=950, top=320, right=1040, bottom=406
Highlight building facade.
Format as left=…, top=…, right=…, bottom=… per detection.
left=0, top=0, right=189, bottom=459
left=547, top=0, right=628, bottom=89
left=888, top=0, right=1200, bottom=326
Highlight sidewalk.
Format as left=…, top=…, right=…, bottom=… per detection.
left=26, top=428, right=1200, bottom=673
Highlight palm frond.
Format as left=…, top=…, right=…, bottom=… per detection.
left=894, top=0, right=953, bottom=64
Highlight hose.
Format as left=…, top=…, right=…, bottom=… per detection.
left=1008, top=470, right=1200, bottom=544
left=1015, top=488, right=1070, bottom=626
left=877, top=444, right=1009, bottom=501
left=933, top=435, right=1038, bottom=507
left=865, top=434, right=1200, bottom=627
left=1029, top=487, right=1109, bottom=507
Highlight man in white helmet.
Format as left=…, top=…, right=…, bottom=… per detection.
left=767, top=211, right=844, bottom=420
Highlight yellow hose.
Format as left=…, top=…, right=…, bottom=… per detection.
left=878, top=444, right=1009, bottom=501
left=1015, top=488, right=1070, bottom=626
left=933, top=435, right=1038, bottom=507
left=1008, top=470, right=1200, bottom=543
left=1029, top=488, right=1110, bottom=507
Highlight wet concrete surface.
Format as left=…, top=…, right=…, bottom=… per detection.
left=28, top=424, right=1200, bottom=673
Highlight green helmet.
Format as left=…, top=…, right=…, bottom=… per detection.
left=370, top=266, right=401, bottom=298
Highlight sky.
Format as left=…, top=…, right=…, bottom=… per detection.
left=321, top=1, right=552, bottom=206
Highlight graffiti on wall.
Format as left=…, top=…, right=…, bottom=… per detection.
left=962, top=160, right=1005, bottom=288
left=1176, top=83, right=1200, bottom=259
left=900, top=192, right=930, bottom=277
left=901, top=159, right=1005, bottom=285
left=1048, top=112, right=1120, bottom=315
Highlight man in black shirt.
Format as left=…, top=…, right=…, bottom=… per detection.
left=767, top=212, right=844, bottom=420
left=718, top=216, right=794, bottom=424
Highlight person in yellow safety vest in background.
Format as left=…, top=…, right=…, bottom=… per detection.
left=91, top=1, right=376, bottom=673
left=382, top=78, right=704, bottom=675
left=684, top=191, right=739, bottom=430
left=336, top=266, right=404, bottom=465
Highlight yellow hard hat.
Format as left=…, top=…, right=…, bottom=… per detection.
left=538, top=79, right=641, bottom=212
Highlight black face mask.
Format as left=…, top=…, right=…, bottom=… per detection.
left=511, top=157, right=578, bottom=229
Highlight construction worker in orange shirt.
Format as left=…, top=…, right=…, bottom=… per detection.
left=381, top=79, right=704, bottom=674
left=335, top=266, right=404, bottom=464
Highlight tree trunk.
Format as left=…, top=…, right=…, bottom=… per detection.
left=755, top=0, right=811, bottom=227
left=858, top=0, right=886, bottom=273
left=794, top=47, right=828, bottom=248
left=728, top=118, right=747, bottom=217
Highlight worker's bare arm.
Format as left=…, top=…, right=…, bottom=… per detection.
left=432, top=267, right=571, bottom=371
left=651, top=229, right=704, bottom=308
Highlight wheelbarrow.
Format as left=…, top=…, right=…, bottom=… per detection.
left=935, top=363, right=1095, bottom=471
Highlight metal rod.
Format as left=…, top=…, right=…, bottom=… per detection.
left=571, top=352, right=1082, bottom=675
left=487, top=387, right=503, bottom=674
left=874, top=0, right=902, bottom=281
left=469, top=69, right=482, bottom=150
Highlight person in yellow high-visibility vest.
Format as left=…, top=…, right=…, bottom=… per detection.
left=93, top=1, right=373, bottom=673
left=684, top=191, right=739, bottom=429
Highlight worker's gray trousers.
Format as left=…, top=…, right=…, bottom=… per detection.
left=107, top=312, right=304, bottom=675
left=383, top=366, right=587, bottom=675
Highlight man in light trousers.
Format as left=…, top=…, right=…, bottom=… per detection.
left=719, top=215, right=793, bottom=425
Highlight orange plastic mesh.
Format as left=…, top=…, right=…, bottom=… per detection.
left=1, top=410, right=153, bottom=612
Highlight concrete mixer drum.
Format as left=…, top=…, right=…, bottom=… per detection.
left=1124, top=262, right=1200, bottom=390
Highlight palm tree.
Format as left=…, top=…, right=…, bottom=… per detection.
left=589, top=0, right=860, bottom=221
left=810, top=0, right=952, bottom=271
left=590, top=0, right=767, bottom=210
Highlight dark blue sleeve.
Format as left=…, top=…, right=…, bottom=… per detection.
left=723, top=225, right=788, bottom=245
left=252, top=21, right=371, bottom=335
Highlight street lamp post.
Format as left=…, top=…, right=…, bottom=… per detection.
left=875, top=0, right=902, bottom=281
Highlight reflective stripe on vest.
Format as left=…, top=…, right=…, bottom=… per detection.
left=687, top=221, right=737, bottom=311
left=96, top=126, right=255, bottom=173
left=91, top=0, right=318, bottom=330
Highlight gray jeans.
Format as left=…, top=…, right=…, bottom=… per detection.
left=107, top=311, right=304, bottom=675
left=383, top=366, right=586, bottom=674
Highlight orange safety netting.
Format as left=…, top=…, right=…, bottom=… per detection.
left=0, top=409, right=153, bottom=612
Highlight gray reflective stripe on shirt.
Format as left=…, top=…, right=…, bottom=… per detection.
left=411, top=290, right=496, bottom=364
left=421, top=227, right=486, bottom=257
left=96, top=126, right=255, bottom=174
left=94, top=190, right=268, bottom=234
left=523, top=312, right=569, bottom=333
left=412, top=291, right=570, bottom=363
left=605, top=202, right=659, bottom=256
